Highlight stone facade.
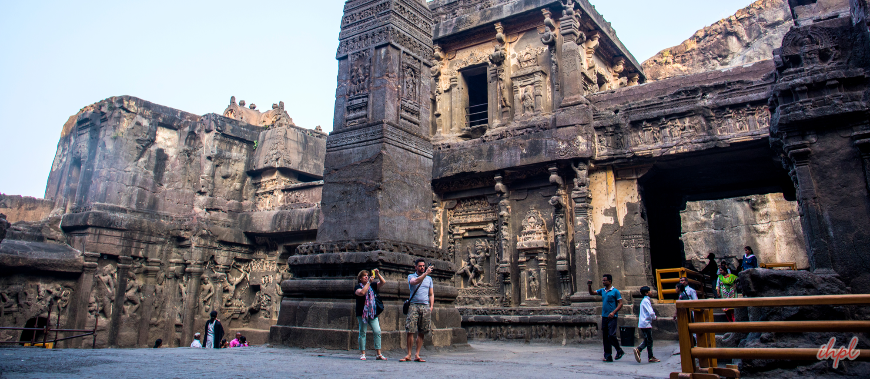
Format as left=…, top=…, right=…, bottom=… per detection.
left=3, top=0, right=870, bottom=349
left=1, top=96, right=325, bottom=347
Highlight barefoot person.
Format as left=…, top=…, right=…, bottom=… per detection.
left=401, top=259, right=433, bottom=362
left=633, top=286, right=660, bottom=363
left=588, top=274, right=625, bottom=362
left=355, top=269, right=386, bottom=361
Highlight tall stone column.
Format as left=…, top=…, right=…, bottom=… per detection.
left=569, top=161, right=596, bottom=302
left=107, top=255, right=131, bottom=347
left=181, top=259, right=204, bottom=347
left=557, top=0, right=586, bottom=106
left=270, top=0, right=466, bottom=350
left=137, top=258, right=160, bottom=347
left=163, top=258, right=184, bottom=345
left=68, top=251, right=99, bottom=348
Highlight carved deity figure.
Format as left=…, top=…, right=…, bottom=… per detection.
left=95, top=264, right=116, bottom=317
left=404, top=66, right=418, bottom=102
left=199, top=275, right=214, bottom=314
left=522, top=87, right=535, bottom=114
left=123, top=271, right=141, bottom=315
left=528, top=270, right=539, bottom=299
left=457, top=240, right=490, bottom=287
left=349, top=54, right=370, bottom=97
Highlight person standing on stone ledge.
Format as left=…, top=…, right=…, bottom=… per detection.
left=401, top=259, right=433, bottom=362
left=355, top=269, right=386, bottom=361
left=203, top=310, right=224, bottom=349
left=588, top=274, right=625, bottom=362
left=741, top=246, right=758, bottom=271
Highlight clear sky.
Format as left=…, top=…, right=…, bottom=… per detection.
left=0, top=0, right=756, bottom=199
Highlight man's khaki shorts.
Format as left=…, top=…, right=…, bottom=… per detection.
left=405, top=303, right=432, bottom=334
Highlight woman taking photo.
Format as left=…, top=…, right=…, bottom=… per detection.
left=355, top=269, right=386, bottom=361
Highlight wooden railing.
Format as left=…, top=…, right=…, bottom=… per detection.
left=655, top=268, right=707, bottom=303
left=759, top=262, right=797, bottom=270
left=672, top=294, right=870, bottom=378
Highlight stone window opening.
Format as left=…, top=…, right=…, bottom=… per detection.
left=462, top=65, right=489, bottom=138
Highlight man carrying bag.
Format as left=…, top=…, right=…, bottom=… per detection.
left=401, top=258, right=433, bottom=362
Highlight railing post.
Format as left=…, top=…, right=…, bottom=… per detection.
left=656, top=269, right=665, bottom=302
left=676, top=306, right=695, bottom=374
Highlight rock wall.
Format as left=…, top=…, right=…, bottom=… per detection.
left=0, top=194, right=54, bottom=224
left=642, top=0, right=792, bottom=81
left=681, top=194, right=808, bottom=270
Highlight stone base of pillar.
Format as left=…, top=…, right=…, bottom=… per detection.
left=269, top=286, right=466, bottom=350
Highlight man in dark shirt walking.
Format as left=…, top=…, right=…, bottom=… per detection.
left=588, top=274, right=624, bottom=362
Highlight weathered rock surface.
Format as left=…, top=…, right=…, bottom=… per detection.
left=736, top=269, right=870, bottom=376
left=681, top=194, right=807, bottom=270
left=0, top=214, right=9, bottom=243
left=642, top=0, right=792, bottom=81
left=0, top=194, right=54, bottom=224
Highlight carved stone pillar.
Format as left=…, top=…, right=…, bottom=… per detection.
left=181, top=259, right=204, bottom=347
left=494, top=175, right=513, bottom=306
left=163, top=258, right=184, bottom=345
left=569, top=161, right=596, bottom=301
left=489, top=22, right=511, bottom=127
left=557, top=0, right=586, bottom=106
left=272, top=0, right=465, bottom=350
left=107, top=255, right=132, bottom=347
left=541, top=9, right=560, bottom=110
left=787, top=146, right=835, bottom=273
left=137, top=258, right=160, bottom=347
left=69, top=251, right=99, bottom=348
left=549, top=166, right=571, bottom=304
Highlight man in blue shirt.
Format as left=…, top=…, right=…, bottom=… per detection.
left=588, top=274, right=624, bottom=362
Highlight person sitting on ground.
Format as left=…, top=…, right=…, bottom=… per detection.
left=741, top=246, right=758, bottom=270
left=634, top=286, right=660, bottom=363
left=220, top=339, right=229, bottom=348
left=190, top=333, right=202, bottom=348
left=153, top=339, right=163, bottom=348
left=238, top=336, right=248, bottom=347
left=717, top=263, right=739, bottom=322
left=230, top=332, right=243, bottom=347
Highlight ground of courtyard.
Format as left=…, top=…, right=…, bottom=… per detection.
left=0, top=340, right=687, bottom=378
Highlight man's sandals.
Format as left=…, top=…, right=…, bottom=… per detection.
left=399, top=357, right=426, bottom=362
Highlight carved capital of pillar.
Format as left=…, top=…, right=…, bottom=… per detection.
left=185, top=260, right=205, bottom=274
left=117, top=255, right=133, bottom=270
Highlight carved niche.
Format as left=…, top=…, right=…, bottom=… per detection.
left=346, top=50, right=371, bottom=128
left=401, top=52, right=422, bottom=130
left=511, top=45, right=549, bottom=118
left=516, top=207, right=550, bottom=306
left=446, top=196, right=501, bottom=307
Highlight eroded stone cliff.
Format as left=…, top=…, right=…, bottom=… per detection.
left=642, top=0, right=792, bottom=81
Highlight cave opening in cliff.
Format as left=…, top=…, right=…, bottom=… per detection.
left=638, top=140, right=797, bottom=292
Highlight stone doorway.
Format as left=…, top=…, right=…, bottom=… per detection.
left=638, top=140, right=796, bottom=275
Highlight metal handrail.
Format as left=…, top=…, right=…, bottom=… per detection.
left=672, top=294, right=870, bottom=378
left=0, top=300, right=98, bottom=348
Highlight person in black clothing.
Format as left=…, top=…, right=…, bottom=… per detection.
left=203, top=310, right=224, bottom=349
left=355, top=269, right=386, bottom=361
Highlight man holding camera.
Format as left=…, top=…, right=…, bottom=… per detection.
left=401, top=258, right=434, bottom=362
left=588, top=274, right=625, bottom=362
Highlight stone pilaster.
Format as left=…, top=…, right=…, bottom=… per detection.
left=557, top=1, right=586, bottom=106
left=107, top=255, right=132, bottom=347
left=181, top=259, right=204, bottom=347
left=68, top=251, right=99, bottom=348
left=137, top=258, right=160, bottom=347
left=569, top=161, right=595, bottom=301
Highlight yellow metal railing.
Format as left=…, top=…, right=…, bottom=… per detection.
left=671, top=294, right=870, bottom=378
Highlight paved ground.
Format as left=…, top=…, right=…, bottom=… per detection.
left=0, top=340, right=684, bottom=378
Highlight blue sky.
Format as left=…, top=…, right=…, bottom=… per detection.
left=0, top=0, right=756, bottom=198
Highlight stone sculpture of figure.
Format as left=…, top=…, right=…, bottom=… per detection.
left=528, top=270, right=539, bottom=298
left=200, top=275, right=214, bottom=314
left=239, top=100, right=246, bottom=107
left=124, top=271, right=141, bottom=315
left=249, top=103, right=257, bottom=110
left=404, top=66, right=418, bottom=102
left=457, top=241, right=490, bottom=287
left=95, top=264, right=116, bottom=317
left=222, top=263, right=249, bottom=306
left=522, top=88, right=535, bottom=114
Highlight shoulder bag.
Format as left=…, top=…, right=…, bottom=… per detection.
left=403, top=277, right=424, bottom=315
